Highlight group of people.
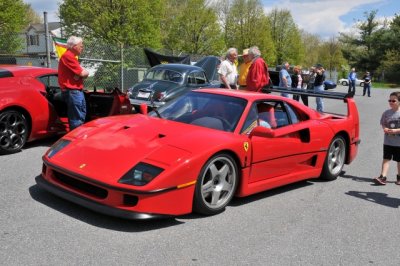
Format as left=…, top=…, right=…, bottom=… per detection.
left=218, top=46, right=270, bottom=92
left=218, top=47, right=328, bottom=111
left=347, top=67, right=372, bottom=97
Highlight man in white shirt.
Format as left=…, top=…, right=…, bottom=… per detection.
left=218, top=48, right=238, bottom=90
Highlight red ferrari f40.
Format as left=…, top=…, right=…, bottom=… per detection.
left=37, top=88, right=360, bottom=219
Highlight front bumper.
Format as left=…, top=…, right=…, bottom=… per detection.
left=35, top=175, right=173, bottom=220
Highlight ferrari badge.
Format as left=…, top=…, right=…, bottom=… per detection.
left=243, top=142, right=249, bottom=152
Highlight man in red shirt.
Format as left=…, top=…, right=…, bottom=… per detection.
left=58, top=36, right=89, bottom=130
left=246, top=46, right=270, bottom=92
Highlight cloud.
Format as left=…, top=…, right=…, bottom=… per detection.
left=25, top=0, right=59, bottom=22
left=263, top=0, right=385, bottom=38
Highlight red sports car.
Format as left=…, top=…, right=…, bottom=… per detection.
left=0, top=65, right=131, bottom=154
left=37, top=88, right=360, bottom=219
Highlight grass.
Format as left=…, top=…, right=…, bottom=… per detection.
left=372, top=82, right=400, bottom=89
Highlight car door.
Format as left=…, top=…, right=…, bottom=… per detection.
left=244, top=101, right=310, bottom=183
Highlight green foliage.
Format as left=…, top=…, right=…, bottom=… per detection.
left=267, top=8, right=304, bottom=66
left=161, top=0, right=224, bottom=55
left=59, top=0, right=163, bottom=47
left=226, top=0, right=276, bottom=63
left=0, top=0, right=29, bottom=53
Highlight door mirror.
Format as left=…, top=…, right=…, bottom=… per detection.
left=249, top=126, right=275, bottom=138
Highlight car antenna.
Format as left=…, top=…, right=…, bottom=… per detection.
left=149, top=82, right=162, bottom=118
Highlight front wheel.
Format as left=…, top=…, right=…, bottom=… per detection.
left=193, top=153, right=238, bottom=215
left=341, top=81, right=348, bottom=86
left=320, top=136, right=346, bottom=181
left=0, top=110, right=29, bottom=154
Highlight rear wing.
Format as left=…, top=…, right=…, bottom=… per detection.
left=263, top=87, right=354, bottom=100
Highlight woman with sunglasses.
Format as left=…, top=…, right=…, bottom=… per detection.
left=374, top=91, right=400, bottom=185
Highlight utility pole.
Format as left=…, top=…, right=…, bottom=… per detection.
left=44, top=12, right=51, bottom=68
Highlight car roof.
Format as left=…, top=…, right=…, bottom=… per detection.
left=150, top=63, right=204, bottom=73
left=0, top=65, right=57, bottom=78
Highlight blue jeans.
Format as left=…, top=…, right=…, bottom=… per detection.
left=314, top=84, right=324, bottom=112
left=62, top=89, right=86, bottom=130
left=363, top=83, right=371, bottom=96
left=348, top=80, right=356, bottom=94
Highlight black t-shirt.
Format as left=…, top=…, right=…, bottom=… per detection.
left=314, top=72, right=325, bottom=86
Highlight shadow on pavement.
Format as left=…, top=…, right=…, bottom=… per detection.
left=345, top=190, right=400, bottom=208
left=29, top=184, right=184, bottom=231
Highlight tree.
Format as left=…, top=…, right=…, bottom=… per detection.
left=0, top=0, right=28, bottom=53
left=339, top=10, right=386, bottom=74
left=378, top=14, right=400, bottom=82
left=224, top=0, right=275, bottom=63
left=59, top=0, right=163, bottom=48
left=318, top=37, right=346, bottom=79
left=299, top=31, right=321, bottom=68
left=161, top=0, right=224, bottom=55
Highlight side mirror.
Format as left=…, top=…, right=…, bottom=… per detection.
left=140, top=103, right=148, bottom=115
left=249, top=126, right=275, bottom=138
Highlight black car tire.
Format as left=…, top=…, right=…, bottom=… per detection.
left=193, top=153, right=238, bottom=215
left=320, top=135, right=346, bottom=181
left=360, top=82, right=364, bottom=87
left=0, top=110, right=29, bottom=154
left=341, top=81, right=348, bottom=86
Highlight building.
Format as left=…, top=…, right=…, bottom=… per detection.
left=19, top=22, right=61, bottom=57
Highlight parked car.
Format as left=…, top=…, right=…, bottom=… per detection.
left=127, top=56, right=220, bottom=112
left=0, top=65, right=131, bottom=154
left=324, top=80, right=337, bottom=90
left=37, top=88, right=360, bottom=219
left=338, top=78, right=364, bottom=87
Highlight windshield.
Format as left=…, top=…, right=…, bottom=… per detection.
left=149, top=91, right=247, bottom=132
left=145, top=69, right=183, bottom=83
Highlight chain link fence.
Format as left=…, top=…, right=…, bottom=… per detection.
left=1, top=32, right=203, bottom=92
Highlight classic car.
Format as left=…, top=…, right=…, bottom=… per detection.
left=338, top=78, right=364, bottom=87
left=37, top=88, right=360, bottom=219
left=127, top=56, right=220, bottom=112
left=0, top=65, right=131, bottom=154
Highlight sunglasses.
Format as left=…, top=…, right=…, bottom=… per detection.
left=388, top=100, right=398, bottom=103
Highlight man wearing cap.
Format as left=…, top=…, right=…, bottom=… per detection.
left=362, top=71, right=372, bottom=97
left=238, top=48, right=251, bottom=90
left=314, top=64, right=326, bottom=112
left=246, top=46, right=270, bottom=92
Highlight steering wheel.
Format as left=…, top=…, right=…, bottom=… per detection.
left=215, top=116, right=232, bottom=131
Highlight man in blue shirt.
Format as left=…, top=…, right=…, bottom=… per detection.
left=279, top=62, right=292, bottom=98
left=348, top=67, right=357, bottom=95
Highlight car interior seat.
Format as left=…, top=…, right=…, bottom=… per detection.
left=257, top=103, right=277, bottom=128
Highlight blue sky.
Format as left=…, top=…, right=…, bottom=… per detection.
left=25, top=0, right=399, bottom=38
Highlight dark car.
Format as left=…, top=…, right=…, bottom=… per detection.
left=127, top=56, right=220, bottom=112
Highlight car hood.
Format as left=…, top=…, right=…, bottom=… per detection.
left=47, top=114, right=234, bottom=183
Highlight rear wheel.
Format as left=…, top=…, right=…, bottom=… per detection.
left=0, top=110, right=29, bottom=154
left=193, top=153, right=238, bottom=215
left=320, top=136, right=346, bottom=181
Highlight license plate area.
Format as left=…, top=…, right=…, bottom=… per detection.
left=137, top=90, right=151, bottom=99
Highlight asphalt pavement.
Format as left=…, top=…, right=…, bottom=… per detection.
left=1, top=84, right=400, bottom=266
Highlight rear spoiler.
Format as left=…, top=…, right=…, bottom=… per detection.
left=263, top=87, right=354, bottom=100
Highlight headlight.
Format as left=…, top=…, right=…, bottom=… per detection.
left=47, top=139, right=71, bottom=158
left=118, top=162, right=164, bottom=186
